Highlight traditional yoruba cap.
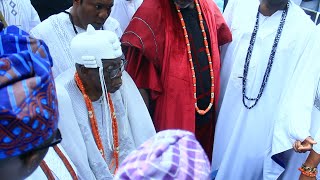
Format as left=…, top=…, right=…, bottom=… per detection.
left=114, top=130, right=211, bottom=180
left=0, top=26, right=58, bottom=159
left=70, top=24, right=122, bottom=68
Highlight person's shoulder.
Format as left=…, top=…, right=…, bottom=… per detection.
left=55, top=67, right=76, bottom=90
left=133, top=0, right=162, bottom=17
left=290, top=3, right=315, bottom=27
left=30, top=12, right=67, bottom=34
left=285, top=3, right=316, bottom=37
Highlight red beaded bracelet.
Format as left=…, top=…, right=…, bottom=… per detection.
left=299, top=164, right=318, bottom=178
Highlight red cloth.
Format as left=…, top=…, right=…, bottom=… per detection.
left=122, top=0, right=231, bottom=138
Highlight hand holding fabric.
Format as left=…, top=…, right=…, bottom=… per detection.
left=293, top=137, right=317, bottom=153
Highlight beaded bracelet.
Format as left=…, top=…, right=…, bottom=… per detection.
left=299, top=164, right=318, bottom=178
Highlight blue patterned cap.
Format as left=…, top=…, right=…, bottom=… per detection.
left=114, top=130, right=211, bottom=179
left=0, top=26, right=58, bottom=159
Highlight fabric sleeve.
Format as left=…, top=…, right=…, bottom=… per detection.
left=27, top=0, right=41, bottom=32
left=222, top=0, right=237, bottom=27
left=313, top=129, right=320, bottom=154
left=125, top=46, right=162, bottom=100
left=56, top=83, right=96, bottom=180
left=212, top=1, right=232, bottom=46
left=283, top=32, right=320, bottom=142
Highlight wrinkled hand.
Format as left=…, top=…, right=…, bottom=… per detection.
left=299, top=173, right=316, bottom=180
left=293, top=137, right=317, bottom=153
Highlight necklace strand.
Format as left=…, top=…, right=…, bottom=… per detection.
left=242, top=3, right=289, bottom=109
left=74, top=73, right=119, bottom=174
left=40, top=145, right=78, bottom=180
left=175, top=0, right=214, bottom=115
left=40, top=161, right=55, bottom=180
left=53, top=146, right=78, bottom=180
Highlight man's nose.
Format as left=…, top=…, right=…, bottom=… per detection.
left=98, top=9, right=110, bottom=20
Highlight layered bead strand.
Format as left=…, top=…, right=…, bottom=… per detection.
left=175, top=0, right=215, bottom=116
left=53, top=145, right=78, bottom=180
left=75, top=73, right=106, bottom=159
left=40, top=147, right=78, bottom=180
left=107, top=93, right=119, bottom=174
left=40, top=161, right=55, bottom=180
left=75, top=73, right=119, bottom=174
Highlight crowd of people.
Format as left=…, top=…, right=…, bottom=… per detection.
left=0, top=0, right=319, bottom=179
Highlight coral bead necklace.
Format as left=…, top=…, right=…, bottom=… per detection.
left=175, top=0, right=214, bottom=115
left=74, top=72, right=119, bottom=174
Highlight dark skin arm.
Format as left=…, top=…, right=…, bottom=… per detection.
left=299, top=149, right=320, bottom=180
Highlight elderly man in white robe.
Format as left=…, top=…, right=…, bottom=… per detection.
left=0, top=0, right=40, bottom=32
left=110, top=0, right=142, bottom=32
left=211, top=0, right=316, bottom=179
left=30, top=0, right=122, bottom=77
left=272, top=25, right=320, bottom=180
left=55, top=25, right=155, bottom=179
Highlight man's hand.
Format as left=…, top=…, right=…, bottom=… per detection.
left=293, top=137, right=317, bottom=153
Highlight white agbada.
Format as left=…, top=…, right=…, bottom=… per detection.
left=291, top=0, right=302, bottom=5
left=26, top=145, right=79, bottom=180
left=29, top=8, right=122, bottom=77
left=55, top=27, right=156, bottom=179
left=110, top=0, right=142, bottom=32
left=212, top=0, right=316, bottom=179
left=0, top=0, right=40, bottom=32
left=275, top=25, right=320, bottom=180
left=56, top=83, right=97, bottom=180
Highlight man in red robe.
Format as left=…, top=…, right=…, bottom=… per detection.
left=121, top=0, right=232, bottom=159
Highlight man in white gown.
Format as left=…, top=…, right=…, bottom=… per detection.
left=0, top=0, right=40, bottom=32
left=274, top=25, right=320, bottom=180
left=55, top=25, right=155, bottom=179
left=212, top=0, right=316, bottom=179
left=30, top=0, right=122, bottom=77
left=110, top=0, right=142, bottom=32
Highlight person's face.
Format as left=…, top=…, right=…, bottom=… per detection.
left=173, top=0, right=194, bottom=8
left=83, top=57, right=125, bottom=94
left=0, top=129, right=61, bottom=180
left=76, top=0, right=114, bottom=30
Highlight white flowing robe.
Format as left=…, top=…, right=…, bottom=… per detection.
left=110, top=0, right=142, bottom=32
left=212, top=0, right=316, bottom=179
left=29, top=8, right=122, bottom=77
left=275, top=25, right=320, bottom=180
left=26, top=145, right=78, bottom=180
left=55, top=83, right=96, bottom=180
left=291, top=0, right=302, bottom=5
left=0, top=0, right=40, bottom=32
left=55, top=68, right=156, bottom=179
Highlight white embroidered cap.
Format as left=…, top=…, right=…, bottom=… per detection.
left=70, top=24, right=122, bottom=68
